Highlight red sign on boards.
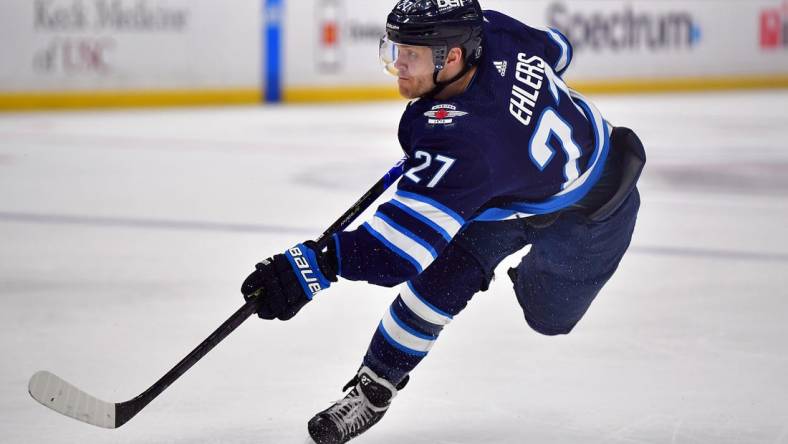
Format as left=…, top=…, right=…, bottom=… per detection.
left=760, top=2, right=787, bottom=49
left=322, top=22, right=338, bottom=46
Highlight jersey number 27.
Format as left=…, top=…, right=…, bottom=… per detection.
left=405, top=150, right=456, bottom=188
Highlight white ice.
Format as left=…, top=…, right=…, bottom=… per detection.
left=1, top=91, right=787, bottom=443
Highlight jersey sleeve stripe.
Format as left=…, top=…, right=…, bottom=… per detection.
left=377, top=321, right=429, bottom=357
left=393, top=190, right=465, bottom=237
left=388, top=199, right=453, bottom=242
left=366, top=214, right=437, bottom=272
left=379, top=203, right=450, bottom=250
left=400, top=281, right=454, bottom=325
left=374, top=211, right=439, bottom=259
left=542, top=27, right=571, bottom=74
left=362, top=223, right=424, bottom=273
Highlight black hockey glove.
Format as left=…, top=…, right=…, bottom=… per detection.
left=241, top=241, right=338, bottom=320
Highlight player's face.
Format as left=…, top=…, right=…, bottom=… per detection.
left=379, top=38, right=436, bottom=99
left=393, top=45, right=436, bottom=99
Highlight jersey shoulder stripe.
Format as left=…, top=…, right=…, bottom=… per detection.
left=539, top=26, right=572, bottom=75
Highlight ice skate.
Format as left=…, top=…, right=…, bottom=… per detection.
left=308, top=367, right=406, bottom=444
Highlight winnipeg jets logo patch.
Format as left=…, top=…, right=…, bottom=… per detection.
left=494, top=60, right=508, bottom=77
left=424, top=104, right=468, bottom=125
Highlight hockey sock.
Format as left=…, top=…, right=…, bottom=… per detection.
left=362, top=282, right=453, bottom=384
left=361, top=242, right=487, bottom=384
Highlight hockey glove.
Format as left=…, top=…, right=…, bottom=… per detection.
left=241, top=242, right=337, bottom=320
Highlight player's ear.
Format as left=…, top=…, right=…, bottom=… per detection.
left=446, top=47, right=464, bottom=67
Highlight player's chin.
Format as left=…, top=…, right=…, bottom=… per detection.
left=397, top=79, right=420, bottom=99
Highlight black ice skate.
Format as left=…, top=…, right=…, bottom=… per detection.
left=308, top=366, right=407, bottom=444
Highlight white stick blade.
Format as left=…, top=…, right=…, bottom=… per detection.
left=28, top=371, right=117, bottom=429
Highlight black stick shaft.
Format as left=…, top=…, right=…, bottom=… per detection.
left=115, top=158, right=406, bottom=427
left=315, top=158, right=407, bottom=248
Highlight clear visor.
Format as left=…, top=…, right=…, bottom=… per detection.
left=379, top=36, right=436, bottom=78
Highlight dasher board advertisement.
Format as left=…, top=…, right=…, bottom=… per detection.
left=279, top=0, right=788, bottom=100
left=533, top=0, right=788, bottom=81
left=283, top=0, right=392, bottom=89
left=0, top=0, right=261, bottom=95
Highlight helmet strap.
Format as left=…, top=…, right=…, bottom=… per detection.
left=424, top=62, right=475, bottom=100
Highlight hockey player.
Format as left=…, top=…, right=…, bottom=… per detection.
left=241, top=1, right=646, bottom=443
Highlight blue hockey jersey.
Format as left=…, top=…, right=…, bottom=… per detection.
left=334, top=10, right=611, bottom=287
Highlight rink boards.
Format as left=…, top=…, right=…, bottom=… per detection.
left=1, top=0, right=787, bottom=109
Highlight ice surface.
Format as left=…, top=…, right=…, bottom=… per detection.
left=1, top=91, right=787, bottom=443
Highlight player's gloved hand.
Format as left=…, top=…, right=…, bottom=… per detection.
left=241, top=241, right=338, bottom=320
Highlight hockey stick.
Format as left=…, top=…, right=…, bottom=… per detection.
left=28, top=157, right=407, bottom=429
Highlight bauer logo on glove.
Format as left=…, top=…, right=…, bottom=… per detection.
left=241, top=241, right=338, bottom=321
left=286, top=244, right=332, bottom=298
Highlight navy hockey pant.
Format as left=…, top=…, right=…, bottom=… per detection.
left=362, top=188, right=641, bottom=385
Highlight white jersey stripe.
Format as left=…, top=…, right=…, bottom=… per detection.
left=368, top=215, right=435, bottom=272
left=380, top=308, right=436, bottom=353
left=392, top=193, right=463, bottom=239
left=556, top=90, right=607, bottom=196
left=541, top=26, right=570, bottom=73
left=400, top=282, right=453, bottom=326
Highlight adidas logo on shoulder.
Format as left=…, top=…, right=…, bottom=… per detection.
left=494, top=60, right=508, bottom=77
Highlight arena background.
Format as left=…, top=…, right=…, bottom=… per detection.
left=2, top=2, right=788, bottom=444
left=1, top=0, right=787, bottom=110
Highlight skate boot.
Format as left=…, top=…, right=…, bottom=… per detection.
left=308, top=366, right=407, bottom=444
